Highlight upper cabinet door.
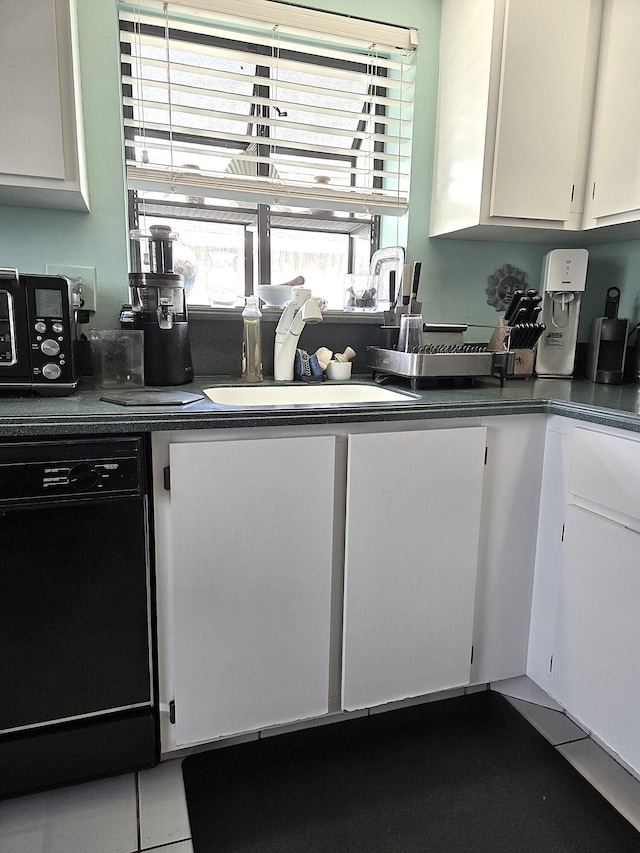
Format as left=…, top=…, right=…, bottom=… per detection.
left=583, top=0, right=640, bottom=228
left=0, top=0, right=89, bottom=211
left=430, top=0, right=598, bottom=241
left=490, top=0, right=592, bottom=222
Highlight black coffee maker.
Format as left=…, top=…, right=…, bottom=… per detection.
left=122, top=225, right=194, bottom=386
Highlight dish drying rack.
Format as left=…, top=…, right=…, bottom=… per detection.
left=367, top=324, right=517, bottom=388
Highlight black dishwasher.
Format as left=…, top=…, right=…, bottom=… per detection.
left=0, top=435, right=159, bottom=799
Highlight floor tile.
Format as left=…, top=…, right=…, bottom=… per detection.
left=0, top=774, right=138, bottom=853
left=491, top=674, right=564, bottom=710
left=558, top=738, right=640, bottom=833
left=506, top=695, right=588, bottom=745
left=138, top=759, right=191, bottom=850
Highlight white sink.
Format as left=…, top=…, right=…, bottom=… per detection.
left=203, top=383, right=418, bottom=408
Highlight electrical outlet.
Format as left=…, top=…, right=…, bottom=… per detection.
left=46, top=264, right=97, bottom=313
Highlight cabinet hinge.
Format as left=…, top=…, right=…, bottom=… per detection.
left=163, top=466, right=171, bottom=491
left=484, top=446, right=488, bottom=466
left=549, top=655, right=553, bottom=674
left=470, top=645, right=474, bottom=665
left=169, top=699, right=176, bottom=724
left=592, top=182, right=597, bottom=201
left=570, top=184, right=575, bottom=203
left=561, top=523, right=565, bottom=542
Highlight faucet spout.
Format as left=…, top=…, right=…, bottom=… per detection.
left=273, top=287, right=323, bottom=381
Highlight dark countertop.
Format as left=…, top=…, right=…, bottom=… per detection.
left=2, top=375, right=640, bottom=437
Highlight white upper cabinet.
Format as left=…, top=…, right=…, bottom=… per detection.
left=582, top=0, right=640, bottom=231
left=489, top=0, right=593, bottom=224
left=430, top=0, right=599, bottom=242
left=431, top=0, right=640, bottom=242
left=0, top=0, right=89, bottom=211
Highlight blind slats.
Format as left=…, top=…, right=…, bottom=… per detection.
left=126, top=165, right=406, bottom=215
left=121, top=60, right=413, bottom=104
left=119, top=0, right=415, bottom=214
left=123, top=100, right=412, bottom=147
left=123, top=121, right=410, bottom=169
left=120, top=12, right=412, bottom=76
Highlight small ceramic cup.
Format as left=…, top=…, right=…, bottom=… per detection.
left=326, top=360, right=352, bottom=380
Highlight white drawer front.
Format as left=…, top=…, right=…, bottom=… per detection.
left=569, top=428, right=640, bottom=519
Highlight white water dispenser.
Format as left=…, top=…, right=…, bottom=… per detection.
left=536, top=248, right=589, bottom=378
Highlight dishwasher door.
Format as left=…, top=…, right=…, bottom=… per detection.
left=1, top=497, right=152, bottom=732
left=0, top=436, right=158, bottom=799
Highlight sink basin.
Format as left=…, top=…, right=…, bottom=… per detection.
left=203, top=383, right=418, bottom=408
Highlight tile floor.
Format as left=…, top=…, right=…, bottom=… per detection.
left=1, top=677, right=639, bottom=852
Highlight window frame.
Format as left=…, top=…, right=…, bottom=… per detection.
left=119, top=1, right=413, bottom=309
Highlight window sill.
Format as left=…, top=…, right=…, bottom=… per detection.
left=188, top=307, right=385, bottom=325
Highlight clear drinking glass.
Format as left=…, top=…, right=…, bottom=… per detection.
left=90, top=329, right=145, bottom=388
left=397, top=314, right=423, bottom=352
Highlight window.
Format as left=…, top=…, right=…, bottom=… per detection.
left=119, top=0, right=416, bottom=309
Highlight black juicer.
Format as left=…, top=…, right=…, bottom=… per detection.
left=122, top=225, right=194, bottom=386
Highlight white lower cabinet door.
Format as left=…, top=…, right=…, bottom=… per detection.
left=169, top=435, right=336, bottom=745
left=551, top=504, right=640, bottom=775
left=341, top=427, right=487, bottom=711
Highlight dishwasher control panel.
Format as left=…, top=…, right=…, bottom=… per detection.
left=0, top=436, right=145, bottom=504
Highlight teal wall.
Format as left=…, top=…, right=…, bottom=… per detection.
left=0, top=0, right=638, bottom=340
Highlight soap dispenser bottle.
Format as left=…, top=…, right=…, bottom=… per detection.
left=241, top=296, right=263, bottom=382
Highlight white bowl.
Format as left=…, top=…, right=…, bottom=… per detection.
left=255, top=284, right=293, bottom=306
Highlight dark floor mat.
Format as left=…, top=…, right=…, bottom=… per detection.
left=182, top=691, right=640, bottom=852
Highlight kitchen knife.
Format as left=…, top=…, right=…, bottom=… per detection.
left=410, top=261, right=422, bottom=304
left=509, top=305, right=528, bottom=328
left=520, top=324, right=535, bottom=348
left=401, top=263, right=412, bottom=305
left=530, top=323, right=545, bottom=348
left=511, top=325, right=527, bottom=348
left=504, top=290, right=524, bottom=324
left=521, top=295, right=542, bottom=323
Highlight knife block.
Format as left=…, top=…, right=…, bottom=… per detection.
left=488, top=318, right=535, bottom=378
left=510, top=348, right=536, bottom=377
left=488, top=317, right=509, bottom=353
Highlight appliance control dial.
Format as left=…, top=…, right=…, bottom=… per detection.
left=68, top=463, right=100, bottom=490
left=41, top=338, right=61, bottom=357
left=42, top=363, right=62, bottom=380
left=52, top=322, right=64, bottom=335
left=35, top=321, right=47, bottom=334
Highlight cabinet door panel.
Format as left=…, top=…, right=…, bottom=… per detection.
left=551, top=504, right=640, bottom=775
left=0, top=0, right=65, bottom=180
left=0, top=0, right=88, bottom=210
left=490, top=0, right=591, bottom=221
left=342, top=427, right=486, bottom=711
left=588, top=0, right=640, bottom=220
left=169, top=435, right=335, bottom=745
left=569, top=427, right=640, bottom=519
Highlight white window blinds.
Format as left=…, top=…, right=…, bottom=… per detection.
left=118, top=0, right=417, bottom=215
